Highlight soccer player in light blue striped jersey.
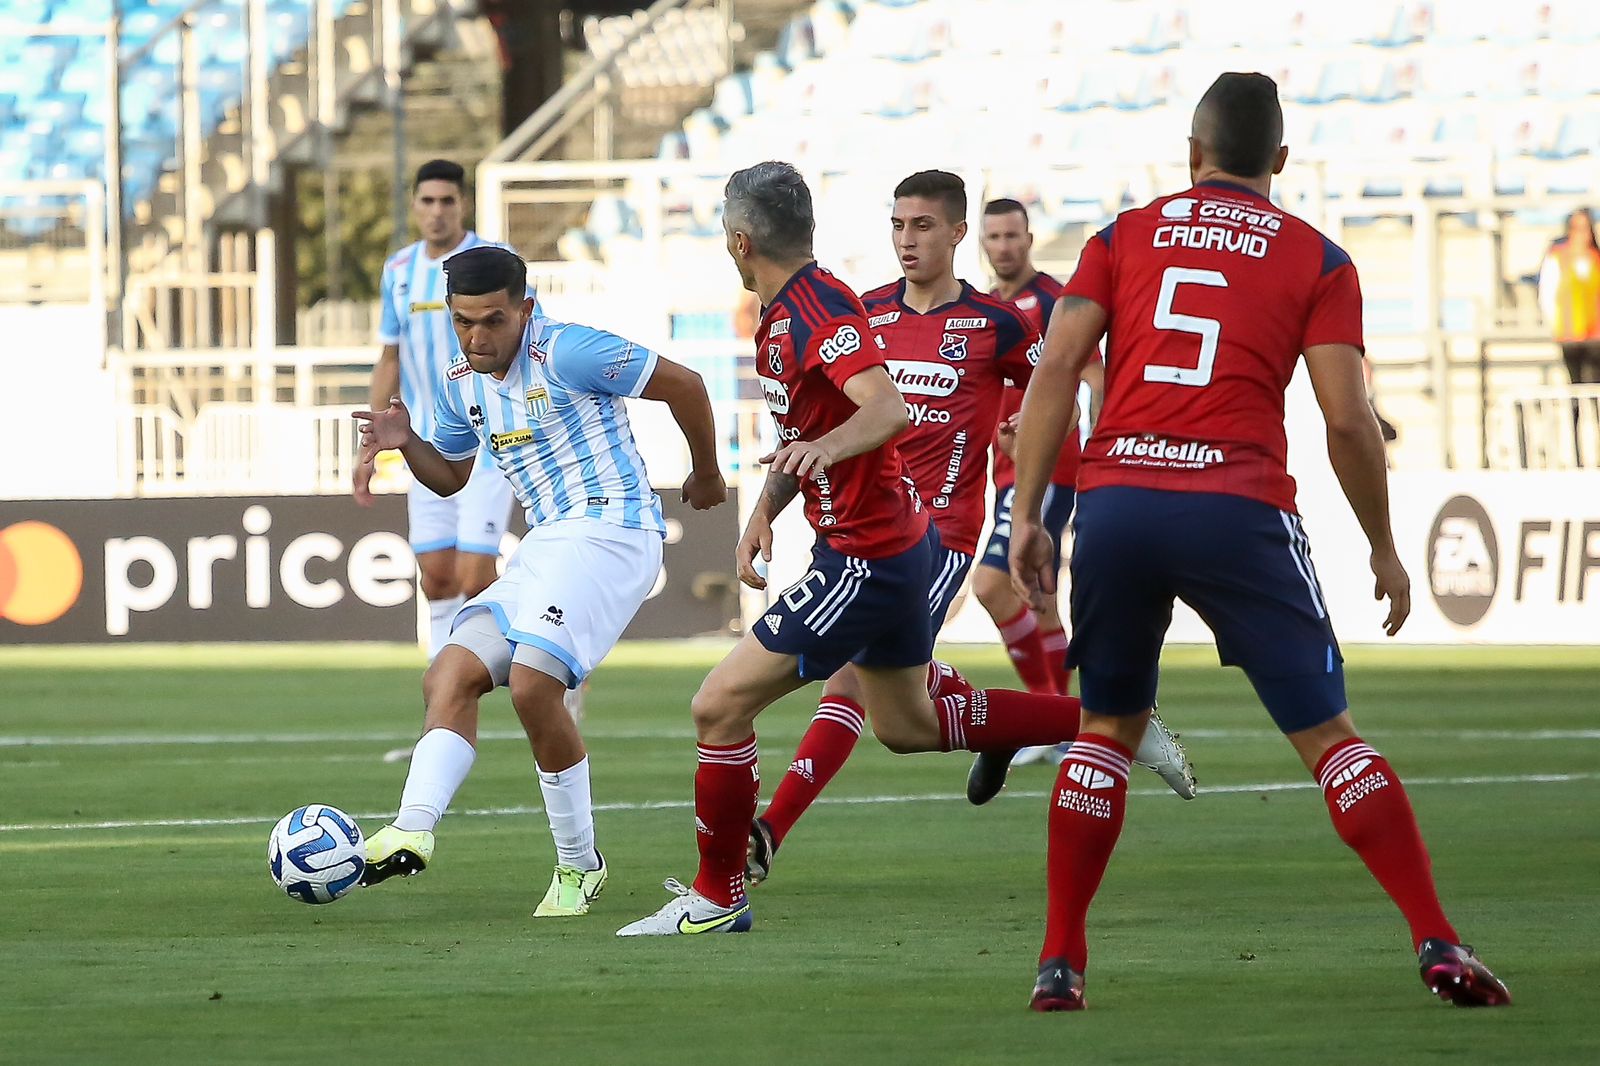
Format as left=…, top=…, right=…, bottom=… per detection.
left=355, top=159, right=514, bottom=658
left=354, top=245, right=728, bottom=917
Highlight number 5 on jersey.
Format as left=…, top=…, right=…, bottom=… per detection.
left=1147, top=266, right=1227, bottom=387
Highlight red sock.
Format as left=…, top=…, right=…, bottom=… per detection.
left=760, top=698, right=864, bottom=847
left=1040, top=627, right=1072, bottom=695
left=1040, top=735, right=1132, bottom=971
left=1316, top=738, right=1458, bottom=951
left=925, top=659, right=970, bottom=699
left=996, top=606, right=1056, bottom=694
left=692, top=735, right=759, bottom=907
left=936, top=688, right=1080, bottom=752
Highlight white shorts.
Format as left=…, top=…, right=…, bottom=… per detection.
left=453, top=518, right=663, bottom=688
left=407, top=450, right=515, bottom=556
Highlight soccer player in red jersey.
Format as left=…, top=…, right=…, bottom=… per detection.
left=743, top=172, right=1194, bottom=885
left=1007, top=74, right=1509, bottom=1010
left=976, top=199, right=1097, bottom=704
left=617, top=162, right=1096, bottom=938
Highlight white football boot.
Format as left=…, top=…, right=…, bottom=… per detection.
left=1135, top=709, right=1196, bottom=799
left=615, top=878, right=753, bottom=937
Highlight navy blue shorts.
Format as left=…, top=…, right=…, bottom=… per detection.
left=927, top=545, right=974, bottom=634
left=1065, top=486, right=1346, bottom=733
left=979, top=483, right=1076, bottom=573
left=755, top=522, right=943, bottom=681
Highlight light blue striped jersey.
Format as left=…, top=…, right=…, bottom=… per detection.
left=430, top=313, right=667, bottom=536
left=378, top=231, right=493, bottom=439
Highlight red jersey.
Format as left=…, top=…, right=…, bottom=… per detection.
left=756, top=262, right=928, bottom=558
left=989, top=271, right=1082, bottom=489
left=860, top=278, right=1041, bottom=555
left=1064, top=180, right=1364, bottom=514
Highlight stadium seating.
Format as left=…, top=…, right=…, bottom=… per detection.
left=554, top=0, right=1600, bottom=300
left=1, top=0, right=354, bottom=220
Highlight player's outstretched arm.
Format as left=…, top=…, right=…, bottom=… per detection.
left=640, top=355, right=728, bottom=511
left=1009, top=296, right=1104, bottom=608
left=735, top=469, right=799, bottom=590
left=354, top=343, right=401, bottom=506
left=1304, top=343, right=1410, bottom=636
left=353, top=397, right=474, bottom=500
left=761, top=365, right=910, bottom=481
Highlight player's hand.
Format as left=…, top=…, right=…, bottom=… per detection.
left=681, top=467, right=729, bottom=511
left=735, top=514, right=774, bottom=590
left=352, top=455, right=377, bottom=508
left=353, top=397, right=412, bottom=464
left=996, top=412, right=1022, bottom=459
left=1371, top=548, right=1410, bottom=637
left=1009, top=518, right=1057, bottom=611
left=759, top=439, right=834, bottom=481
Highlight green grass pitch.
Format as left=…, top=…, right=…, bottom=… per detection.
left=1, top=642, right=1596, bottom=1065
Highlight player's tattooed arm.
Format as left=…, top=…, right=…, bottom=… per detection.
left=735, top=468, right=799, bottom=589
left=758, top=468, right=801, bottom=518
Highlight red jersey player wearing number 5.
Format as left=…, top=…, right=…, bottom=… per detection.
left=1009, top=75, right=1509, bottom=1011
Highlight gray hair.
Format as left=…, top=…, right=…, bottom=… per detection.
left=724, top=161, right=814, bottom=262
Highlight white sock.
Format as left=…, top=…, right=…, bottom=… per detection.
left=394, top=727, right=476, bottom=832
left=537, top=755, right=599, bottom=870
left=427, top=594, right=466, bottom=660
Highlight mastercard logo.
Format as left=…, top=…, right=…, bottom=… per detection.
left=0, top=521, right=84, bottom=625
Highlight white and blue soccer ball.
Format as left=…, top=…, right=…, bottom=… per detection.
left=268, top=804, right=365, bottom=905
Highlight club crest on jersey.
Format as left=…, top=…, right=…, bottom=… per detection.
left=938, top=332, right=969, bottom=362
left=525, top=385, right=550, bottom=420
left=767, top=342, right=783, bottom=375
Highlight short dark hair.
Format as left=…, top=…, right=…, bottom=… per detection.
left=414, top=158, right=465, bottom=192
left=983, top=198, right=1029, bottom=226
left=724, top=161, right=815, bottom=262
left=894, top=170, right=966, bottom=223
left=1193, top=73, right=1284, bottom=178
left=443, top=245, right=526, bottom=302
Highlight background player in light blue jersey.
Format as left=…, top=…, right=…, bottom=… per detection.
left=354, top=159, right=513, bottom=658
left=354, top=246, right=728, bottom=917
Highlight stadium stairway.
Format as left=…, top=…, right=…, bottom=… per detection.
left=126, top=0, right=482, bottom=277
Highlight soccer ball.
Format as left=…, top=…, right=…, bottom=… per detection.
left=268, top=804, right=365, bottom=905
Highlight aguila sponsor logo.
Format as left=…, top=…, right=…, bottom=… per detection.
left=1107, top=434, right=1225, bottom=467
left=886, top=360, right=960, bottom=398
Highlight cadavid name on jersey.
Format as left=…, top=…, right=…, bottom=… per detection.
left=1064, top=180, right=1365, bottom=514
left=860, top=278, right=1041, bottom=555
left=755, top=263, right=927, bottom=558
left=430, top=314, right=666, bottom=536
left=378, top=232, right=499, bottom=441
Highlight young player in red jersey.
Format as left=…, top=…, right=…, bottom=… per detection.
left=976, top=199, right=1098, bottom=705
left=743, top=173, right=1194, bottom=885
left=617, top=163, right=1099, bottom=938
left=1007, top=74, right=1509, bottom=1011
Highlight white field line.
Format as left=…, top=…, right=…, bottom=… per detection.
left=4, top=727, right=1600, bottom=749
left=0, top=771, right=1594, bottom=835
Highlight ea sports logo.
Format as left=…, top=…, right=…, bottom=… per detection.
left=0, top=521, right=84, bottom=625
left=1427, top=495, right=1497, bottom=627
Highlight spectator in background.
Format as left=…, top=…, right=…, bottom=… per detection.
left=1538, top=208, right=1600, bottom=384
